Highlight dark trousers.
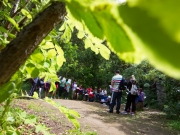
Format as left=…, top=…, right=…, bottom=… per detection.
left=29, top=83, right=37, bottom=96
left=125, top=93, right=131, bottom=112
left=65, top=91, right=69, bottom=98
left=59, top=86, right=64, bottom=97
left=125, top=93, right=137, bottom=112
left=130, top=94, right=137, bottom=112
left=109, top=91, right=122, bottom=112
left=95, top=93, right=99, bottom=100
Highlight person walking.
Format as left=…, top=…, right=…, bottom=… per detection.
left=108, top=70, right=125, bottom=114
left=58, top=77, right=66, bottom=99
left=71, top=81, right=77, bottom=99
left=65, top=79, right=71, bottom=99
left=29, top=77, right=39, bottom=96
left=38, top=78, right=44, bottom=99
left=44, top=80, right=51, bottom=98
left=122, top=76, right=134, bottom=114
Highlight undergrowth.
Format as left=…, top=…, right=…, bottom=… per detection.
left=0, top=105, right=52, bottom=135
left=0, top=92, right=98, bottom=135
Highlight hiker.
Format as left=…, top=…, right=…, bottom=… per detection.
left=83, top=88, right=89, bottom=101
left=44, top=80, right=51, bottom=97
left=94, top=87, right=99, bottom=101
left=108, top=70, right=125, bottom=114
left=29, top=77, right=39, bottom=96
left=65, top=79, right=71, bottom=99
left=88, top=86, right=94, bottom=102
left=52, top=79, right=59, bottom=99
left=59, top=77, right=66, bottom=99
left=136, top=88, right=146, bottom=111
left=77, top=84, right=83, bottom=100
left=122, top=75, right=138, bottom=115
left=122, top=77, right=134, bottom=114
left=72, top=81, right=77, bottom=99
left=38, top=78, right=44, bottom=99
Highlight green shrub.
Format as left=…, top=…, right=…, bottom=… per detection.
left=164, top=102, right=180, bottom=119
left=166, top=120, right=180, bottom=130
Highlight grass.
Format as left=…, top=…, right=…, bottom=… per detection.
left=167, top=120, right=180, bottom=130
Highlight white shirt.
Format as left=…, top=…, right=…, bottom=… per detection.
left=72, top=83, right=77, bottom=91
left=111, top=74, right=123, bottom=91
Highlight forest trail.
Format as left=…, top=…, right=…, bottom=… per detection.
left=13, top=99, right=179, bottom=135
left=54, top=99, right=177, bottom=135
left=55, top=99, right=126, bottom=135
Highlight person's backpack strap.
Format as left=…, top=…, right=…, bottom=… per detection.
left=119, top=77, right=125, bottom=90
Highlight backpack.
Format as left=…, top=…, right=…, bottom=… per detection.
left=119, top=78, right=125, bottom=90
left=131, top=84, right=138, bottom=95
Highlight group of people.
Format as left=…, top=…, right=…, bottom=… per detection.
left=28, top=76, right=74, bottom=99
left=108, top=70, right=145, bottom=115
left=28, top=76, right=109, bottom=102
left=28, top=70, right=145, bottom=115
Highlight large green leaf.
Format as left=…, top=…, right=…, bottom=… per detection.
left=54, top=44, right=66, bottom=66
left=46, top=49, right=56, bottom=59
left=67, top=115, right=80, bottom=129
left=56, top=55, right=64, bottom=67
left=60, top=22, right=72, bottom=43
left=118, top=1, right=180, bottom=78
left=21, top=9, right=32, bottom=19
left=92, top=3, right=134, bottom=54
left=26, top=63, right=39, bottom=77
left=127, top=0, right=180, bottom=43
left=98, top=44, right=110, bottom=60
left=66, top=1, right=103, bottom=39
left=0, top=26, right=8, bottom=33
left=30, top=50, right=44, bottom=63
left=40, top=41, right=54, bottom=49
left=69, top=109, right=80, bottom=118
left=77, top=30, right=85, bottom=39
left=49, top=81, right=56, bottom=92
left=84, top=38, right=92, bottom=49
left=5, top=15, right=20, bottom=31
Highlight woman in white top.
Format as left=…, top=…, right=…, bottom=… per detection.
left=122, top=75, right=138, bottom=115
left=129, top=79, right=138, bottom=115
left=72, top=81, right=77, bottom=99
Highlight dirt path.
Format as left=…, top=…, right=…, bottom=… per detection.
left=13, top=99, right=179, bottom=135
left=54, top=99, right=179, bottom=135
left=55, top=99, right=126, bottom=135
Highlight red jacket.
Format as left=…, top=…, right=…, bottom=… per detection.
left=88, top=88, right=94, bottom=97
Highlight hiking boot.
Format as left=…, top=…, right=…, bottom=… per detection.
left=107, top=110, right=113, bottom=113
left=130, top=112, right=135, bottom=115
left=116, top=111, right=120, bottom=114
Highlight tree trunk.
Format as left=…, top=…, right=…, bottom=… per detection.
left=156, top=79, right=166, bottom=104
left=0, top=2, right=66, bottom=87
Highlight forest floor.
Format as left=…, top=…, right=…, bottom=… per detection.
left=12, top=99, right=180, bottom=135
